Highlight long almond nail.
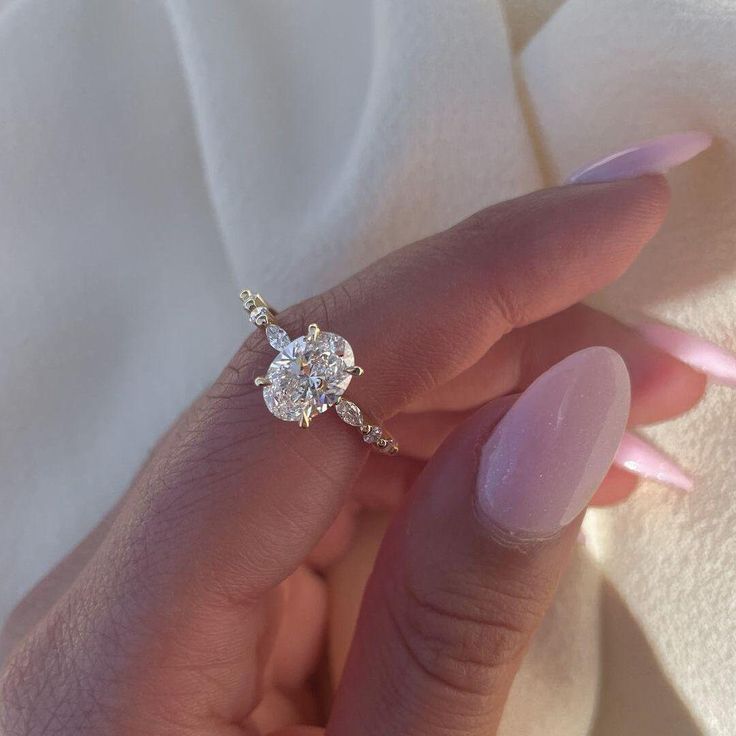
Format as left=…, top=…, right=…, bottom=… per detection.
left=614, top=432, right=693, bottom=492
left=476, top=347, right=630, bottom=539
left=637, top=321, right=736, bottom=388
left=566, top=131, right=712, bottom=185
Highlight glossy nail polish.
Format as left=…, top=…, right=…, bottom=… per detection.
left=476, top=347, right=630, bottom=539
left=615, top=432, right=693, bottom=492
left=637, top=321, right=736, bottom=388
left=566, top=131, right=712, bottom=185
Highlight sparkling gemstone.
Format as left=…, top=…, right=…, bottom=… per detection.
left=249, top=306, right=270, bottom=326
left=336, top=400, right=363, bottom=427
left=265, top=324, right=290, bottom=351
left=362, top=426, right=383, bottom=444
left=262, top=331, right=355, bottom=422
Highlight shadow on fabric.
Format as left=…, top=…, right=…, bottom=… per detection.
left=591, top=579, right=703, bottom=736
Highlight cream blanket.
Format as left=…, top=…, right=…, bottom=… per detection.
left=0, top=1, right=733, bottom=733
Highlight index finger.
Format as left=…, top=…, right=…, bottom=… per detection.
left=271, top=177, right=669, bottom=421
left=200, top=177, right=668, bottom=594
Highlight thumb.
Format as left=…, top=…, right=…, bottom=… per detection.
left=327, top=347, right=630, bottom=736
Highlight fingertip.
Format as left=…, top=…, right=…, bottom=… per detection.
left=615, top=432, right=694, bottom=493
left=618, top=173, right=671, bottom=235
left=590, top=466, right=640, bottom=506
left=629, top=343, right=708, bottom=424
left=568, top=174, right=671, bottom=269
left=475, top=347, right=630, bottom=539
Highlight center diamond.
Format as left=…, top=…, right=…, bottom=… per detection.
left=263, top=331, right=355, bottom=422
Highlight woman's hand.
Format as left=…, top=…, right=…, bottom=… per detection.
left=0, top=177, right=707, bottom=735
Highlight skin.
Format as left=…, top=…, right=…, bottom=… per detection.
left=0, top=177, right=707, bottom=735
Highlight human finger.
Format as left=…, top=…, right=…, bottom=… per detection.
left=328, top=349, right=630, bottom=735
left=0, top=180, right=668, bottom=734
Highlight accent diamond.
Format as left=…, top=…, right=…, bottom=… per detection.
left=262, top=331, right=355, bottom=422
left=362, top=426, right=383, bottom=444
left=335, top=400, right=363, bottom=427
left=249, top=305, right=270, bottom=326
left=265, top=324, right=290, bottom=351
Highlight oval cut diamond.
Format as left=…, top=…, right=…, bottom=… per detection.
left=262, top=331, right=355, bottom=422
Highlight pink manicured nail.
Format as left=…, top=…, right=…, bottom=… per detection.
left=614, top=432, right=693, bottom=492
left=637, top=321, right=736, bottom=388
left=566, top=131, right=712, bottom=184
left=476, top=347, right=630, bottom=539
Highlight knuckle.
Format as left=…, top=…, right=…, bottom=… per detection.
left=391, top=570, right=543, bottom=697
left=486, top=275, right=529, bottom=331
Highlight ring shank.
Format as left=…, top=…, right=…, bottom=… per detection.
left=335, top=398, right=398, bottom=455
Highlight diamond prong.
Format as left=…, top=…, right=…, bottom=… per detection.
left=346, top=365, right=364, bottom=376
left=299, top=409, right=312, bottom=428
left=254, top=376, right=271, bottom=387
left=307, top=323, right=321, bottom=340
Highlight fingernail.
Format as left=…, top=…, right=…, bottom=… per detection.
left=566, top=131, right=712, bottom=185
left=637, top=321, right=736, bottom=387
left=476, top=347, right=631, bottom=539
left=614, top=432, right=693, bottom=492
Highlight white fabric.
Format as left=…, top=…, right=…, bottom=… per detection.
left=0, top=1, right=732, bottom=733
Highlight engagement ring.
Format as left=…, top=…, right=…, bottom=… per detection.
left=240, top=290, right=398, bottom=455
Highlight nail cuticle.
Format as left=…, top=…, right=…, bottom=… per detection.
left=472, top=498, right=567, bottom=551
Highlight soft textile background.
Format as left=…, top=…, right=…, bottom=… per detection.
left=1, top=1, right=733, bottom=733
